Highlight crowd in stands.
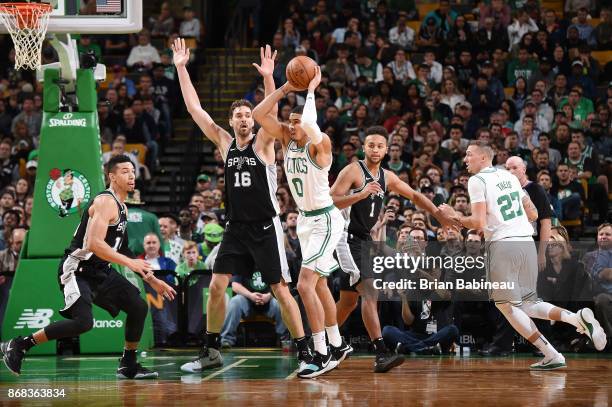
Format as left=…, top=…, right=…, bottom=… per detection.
left=0, top=1, right=611, bottom=354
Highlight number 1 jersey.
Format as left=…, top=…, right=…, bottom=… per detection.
left=224, top=134, right=279, bottom=222
left=467, top=167, right=534, bottom=241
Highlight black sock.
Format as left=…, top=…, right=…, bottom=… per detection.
left=19, top=336, right=37, bottom=351
left=294, top=336, right=309, bottom=353
left=373, top=337, right=388, bottom=354
left=206, top=332, right=220, bottom=350
left=122, top=349, right=137, bottom=365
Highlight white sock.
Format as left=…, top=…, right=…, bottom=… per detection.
left=520, top=302, right=579, bottom=328
left=325, top=324, right=342, bottom=347
left=498, top=303, right=559, bottom=359
left=313, top=331, right=327, bottom=355
left=531, top=334, right=559, bottom=359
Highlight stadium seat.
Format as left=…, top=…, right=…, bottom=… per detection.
left=504, top=87, right=514, bottom=98
left=407, top=20, right=421, bottom=32
left=589, top=18, right=600, bottom=27
left=591, top=51, right=612, bottom=66
left=101, top=143, right=147, bottom=164
left=418, top=3, right=438, bottom=18
left=542, top=2, right=563, bottom=13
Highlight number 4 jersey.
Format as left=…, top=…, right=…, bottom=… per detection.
left=468, top=166, right=534, bottom=241
left=224, top=134, right=279, bottom=222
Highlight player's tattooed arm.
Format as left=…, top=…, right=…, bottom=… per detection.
left=173, top=37, right=232, bottom=154
left=522, top=195, right=538, bottom=222
left=330, top=162, right=383, bottom=209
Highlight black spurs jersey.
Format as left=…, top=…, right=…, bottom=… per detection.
left=224, top=134, right=279, bottom=222
left=65, top=189, right=128, bottom=269
left=345, top=161, right=386, bottom=240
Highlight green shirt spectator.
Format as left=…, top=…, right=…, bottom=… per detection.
left=77, top=35, right=102, bottom=63
left=126, top=192, right=161, bottom=255
left=507, top=47, right=539, bottom=84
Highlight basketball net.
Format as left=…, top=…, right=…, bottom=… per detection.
left=0, top=2, right=52, bottom=70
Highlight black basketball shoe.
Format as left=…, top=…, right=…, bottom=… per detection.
left=0, top=337, right=27, bottom=376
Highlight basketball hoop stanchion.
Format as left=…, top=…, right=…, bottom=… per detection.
left=0, top=4, right=154, bottom=355
left=0, top=2, right=52, bottom=70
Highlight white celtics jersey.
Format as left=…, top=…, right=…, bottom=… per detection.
left=284, top=140, right=334, bottom=212
left=467, top=167, right=534, bottom=241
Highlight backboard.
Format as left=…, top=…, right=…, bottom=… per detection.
left=0, top=0, right=142, bottom=34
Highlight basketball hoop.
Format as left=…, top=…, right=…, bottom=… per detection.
left=0, top=2, right=52, bottom=70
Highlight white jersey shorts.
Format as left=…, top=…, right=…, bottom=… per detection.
left=297, top=205, right=344, bottom=277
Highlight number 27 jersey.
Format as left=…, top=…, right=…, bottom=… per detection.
left=467, top=167, right=534, bottom=241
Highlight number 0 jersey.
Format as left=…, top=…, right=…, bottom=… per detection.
left=224, top=134, right=279, bottom=222
left=284, top=140, right=334, bottom=212
left=343, top=161, right=386, bottom=240
left=467, top=167, right=534, bottom=241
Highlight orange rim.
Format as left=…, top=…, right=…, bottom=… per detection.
left=0, top=2, right=52, bottom=29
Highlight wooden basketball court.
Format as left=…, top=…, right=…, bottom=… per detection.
left=1, top=350, right=610, bottom=405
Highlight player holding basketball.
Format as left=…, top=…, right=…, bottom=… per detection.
left=0, top=155, right=176, bottom=379
left=172, top=39, right=310, bottom=375
left=331, top=125, right=457, bottom=373
left=439, top=141, right=607, bottom=369
left=253, top=67, right=351, bottom=378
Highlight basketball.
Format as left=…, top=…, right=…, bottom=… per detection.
left=285, top=56, right=317, bottom=91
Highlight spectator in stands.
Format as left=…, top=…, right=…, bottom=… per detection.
left=480, top=0, right=511, bottom=30
left=126, top=190, right=162, bottom=255
left=416, top=16, right=444, bottom=51
left=388, top=13, right=415, bottom=51
left=594, top=8, right=612, bottom=50
left=0, top=227, right=25, bottom=339
left=220, top=268, right=288, bottom=349
left=421, top=0, right=457, bottom=33
left=552, top=162, right=585, bottom=221
left=570, top=8, right=596, bottom=47
left=141, top=232, right=177, bottom=346
left=469, top=75, right=498, bottom=123
left=76, top=35, right=102, bottom=63
left=11, top=95, right=41, bottom=144
left=102, top=137, right=141, bottom=180
left=507, top=9, right=539, bottom=52
left=127, top=31, right=161, bottom=71
left=179, top=6, right=201, bottom=39
left=159, top=214, right=184, bottom=264
left=178, top=207, right=199, bottom=242
left=583, top=223, right=612, bottom=344
left=538, top=132, right=563, bottom=168
left=118, top=107, right=158, bottom=172
left=149, top=2, right=175, bottom=37
left=198, top=222, right=223, bottom=262
left=98, top=99, right=120, bottom=144
left=568, top=60, right=596, bottom=101
left=175, top=241, right=207, bottom=336
left=0, top=143, right=18, bottom=194
left=281, top=18, right=301, bottom=49
left=559, top=87, right=594, bottom=123
left=324, top=43, right=356, bottom=86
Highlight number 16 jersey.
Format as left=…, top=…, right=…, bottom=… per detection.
left=467, top=166, right=534, bottom=241
left=224, top=134, right=279, bottom=222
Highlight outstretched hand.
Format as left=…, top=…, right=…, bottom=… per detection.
left=171, top=38, right=190, bottom=68
left=307, top=66, right=322, bottom=93
left=252, top=44, right=277, bottom=77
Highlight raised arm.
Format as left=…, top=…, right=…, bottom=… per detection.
left=330, top=162, right=383, bottom=210
left=385, top=170, right=457, bottom=228
left=252, top=83, right=291, bottom=144
left=173, top=38, right=232, bottom=154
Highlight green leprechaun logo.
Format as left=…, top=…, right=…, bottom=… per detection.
left=46, top=168, right=91, bottom=217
